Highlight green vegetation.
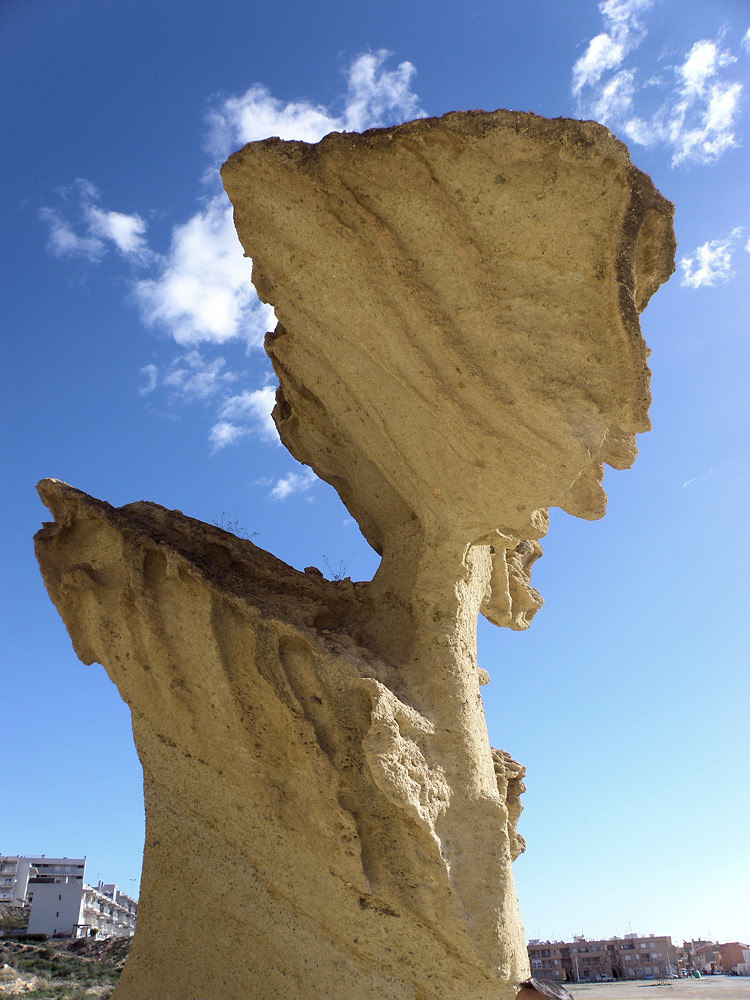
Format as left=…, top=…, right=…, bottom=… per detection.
left=0, top=936, right=130, bottom=998
left=0, top=905, right=29, bottom=934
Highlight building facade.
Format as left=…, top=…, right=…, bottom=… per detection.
left=0, top=856, right=38, bottom=905
left=2, top=856, right=137, bottom=938
left=1, top=855, right=86, bottom=908
left=27, top=879, right=138, bottom=938
left=528, top=934, right=678, bottom=982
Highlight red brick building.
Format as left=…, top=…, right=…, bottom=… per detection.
left=716, top=942, right=750, bottom=974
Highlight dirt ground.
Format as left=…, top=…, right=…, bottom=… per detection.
left=568, top=976, right=750, bottom=1000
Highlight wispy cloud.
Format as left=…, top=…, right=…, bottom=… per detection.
left=573, top=7, right=745, bottom=166
left=270, top=468, right=318, bottom=501
left=680, top=228, right=743, bottom=288
left=206, top=49, right=424, bottom=162
left=682, top=469, right=714, bottom=488
left=572, top=0, right=654, bottom=97
left=138, top=351, right=242, bottom=405
left=342, top=49, right=424, bottom=132
left=216, top=386, right=278, bottom=444
left=138, top=363, right=159, bottom=396
left=40, top=179, right=153, bottom=265
left=207, top=385, right=280, bottom=453
left=209, top=421, right=251, bottom=453
left=161, top=351, right=238, bottom=400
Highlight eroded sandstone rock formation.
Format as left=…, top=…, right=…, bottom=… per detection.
left=36, top=109, right=675, bottom=1000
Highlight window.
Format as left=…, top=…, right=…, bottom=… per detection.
left=59, top=894, right=62, bottom=901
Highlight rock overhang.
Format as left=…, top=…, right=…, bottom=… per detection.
left=222, top=109, right=675, bottom=560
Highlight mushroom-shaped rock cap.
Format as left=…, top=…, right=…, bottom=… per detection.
left=222, top=110, right=675, bottom=556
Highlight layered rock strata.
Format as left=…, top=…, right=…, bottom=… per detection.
left=36, top=109, right=675, bottom=1000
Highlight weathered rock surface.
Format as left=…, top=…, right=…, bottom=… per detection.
left=222, top=109, right=675, bottom=577
left=36, top=109, right=675, bottom=999
left=36, top=481, right=528, bottom=999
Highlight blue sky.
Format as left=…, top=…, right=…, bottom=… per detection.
left=2, top=0, right=748, bottom=945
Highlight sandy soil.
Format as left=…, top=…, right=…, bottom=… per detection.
left=568, top=977, right=750, bottom=1000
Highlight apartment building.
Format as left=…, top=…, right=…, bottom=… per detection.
left=0, top=856, right=38, bottom=906
left=528, top=933, right=677, bottom=982
left=715, top=942, right=750, bottom=974
left=27, top=879, right=138, bottom=938
left=691, top=940, right=721, bottom=974
left=2, top=855, right=137, bottom=938
left=1, top=855, right=87, bottom=908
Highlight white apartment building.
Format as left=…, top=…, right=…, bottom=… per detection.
left=27, top=879, right=138, bottom=938
left=26, top=877, right=84, bottom=937
left=2, top=855, right=137, bottom=938
left=1, top=855, right=86, bottom=907
left=0, top=856, right=38, bottom=905
left=97, top=883, right=138, bottom=925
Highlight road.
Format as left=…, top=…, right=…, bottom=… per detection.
left=568, top=977, right=750, bottom=1000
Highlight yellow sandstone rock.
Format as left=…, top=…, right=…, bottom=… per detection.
left=36, top=109, right=674, bottom=999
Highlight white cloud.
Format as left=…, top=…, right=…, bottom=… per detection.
left=42, top=52, right=424, bottom=458
left=270, top=468, right=317, bottom=501
left=218, top=386, right=278, bottom=443
left=138, top=364, right=158, bottom=396
left=680, top=229, right=742, bottom=288
left=591, top=69, right=636, bottom=122
left=206, top=50, right=424, bottom=162
left=573, top=33, right=627, bottom=95
left=87, top=206, right=150, bottom=260
left=136, top=51, right=422, bottom=351
left=682, top=468, right=714, bottom=488
left=133, top=196, right=276, bottom=348
left=209, top=421, right=250, bottom=453
left=573, top=9, right=745, bottom=166
left=572, top=0, right=653, bottom=95
left=342, top=50, right=423, bottom=132
left=664, top=40, right=742, bottom=165
left=677, top=39, right=734, bottom=95
left=742, top=28, right=750, bottom=55
left=206, top=85, right=340, bottom=161
left=161, top=350, right=237, bottom=400
left=40, top=179, right=152, bottom=264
